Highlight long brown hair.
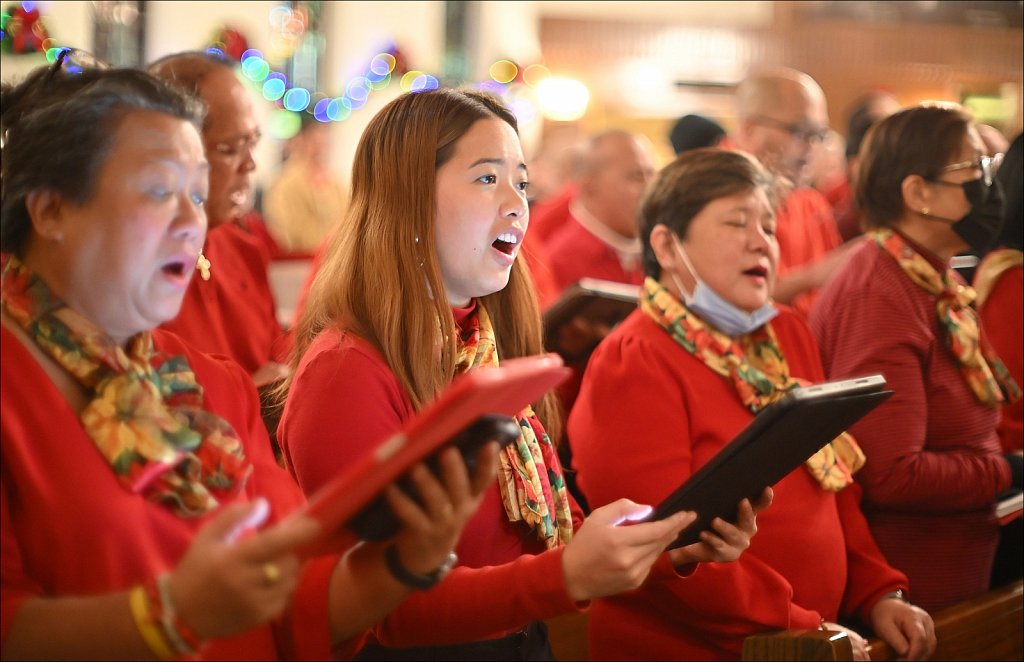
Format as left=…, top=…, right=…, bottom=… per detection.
left=288, top=88, right=562, bottom=439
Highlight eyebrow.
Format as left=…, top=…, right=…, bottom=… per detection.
left=469, top=157, right=528, bottom=172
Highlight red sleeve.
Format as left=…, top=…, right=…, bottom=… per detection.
left=279, top=335, right=414, bottom=497
left=817, top=276, right=1010, bottom=511
left=374, top=548, right=580, bottom=647
left=835, top=482, right=908, bottom=622
left=979, top=267, right=1023, bottom=453
left=569, top=332, right=822, bottom=636
left=0, top=472, right=40, bottom=647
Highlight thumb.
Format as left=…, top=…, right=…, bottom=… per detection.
left=592, top=498, right=655, bottom=526
left=200, top=498, right=271, bottom=545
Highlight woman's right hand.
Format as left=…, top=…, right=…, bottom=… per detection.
left=561, top=500, right=695, bottom=602
left=385, top=442, right=499, bottom=576
left=167, top=497, right=323, bottom=640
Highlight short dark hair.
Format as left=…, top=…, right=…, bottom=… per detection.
left=668, top=114, right=726, bottom=155
left=639, top=147, right=776, bottom=278
left=856, top=105, right=973, bottom=230
left=1, top=64, right=205, bottom=255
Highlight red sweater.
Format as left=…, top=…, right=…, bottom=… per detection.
left=160, top=222, right=285, bottom=376
left=809, top=239, right=1010, bottom=611
left=543, top=211, right=644, bottom=294
left=568, top=307, right=905, bottom=660
left=977, top=262, right=1023, bottom=453
left=775, top=187, right=843, bottom=318
left=278, top=309, right=689, bottom=649
left=0, top=326, right=350, bottom=660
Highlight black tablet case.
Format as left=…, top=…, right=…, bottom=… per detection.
left=652, top=375, right=893, bottom=550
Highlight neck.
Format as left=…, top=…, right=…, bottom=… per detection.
left=893, top=216, right=964, bottom=261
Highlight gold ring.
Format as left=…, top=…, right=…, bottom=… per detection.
left=262, top=562, right=281, bottom=586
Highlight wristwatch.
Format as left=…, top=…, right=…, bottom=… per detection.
left=880, top=588, right=908, bottom=603
left=385, top=545, right=459, bottom=591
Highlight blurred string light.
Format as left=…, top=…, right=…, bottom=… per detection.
left=233, top=6, right=587, bottom=139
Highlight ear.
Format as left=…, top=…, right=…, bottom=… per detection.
left=900, top=174, right=931, bottom=214
left=24, top=189, right=68, bottom=243
left=649, top=224, right=679, bottom=273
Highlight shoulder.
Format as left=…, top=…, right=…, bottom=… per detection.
left=152, top=329, right=255, bottom=398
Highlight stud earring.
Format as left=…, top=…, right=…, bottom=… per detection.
left=196, top=250, right=212, bottom=281
left=920, top=207, right=930, bottom=215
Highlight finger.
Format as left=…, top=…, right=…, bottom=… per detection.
left=754, top=487, right=773, bottom=512
left=708, top=517, right=750, bottom=549
left=237, top=513, right=323, bottom=562
left=384, top=482, right=432, bottom=532
left=405, top=462, right=453, bottom=520
left=733, top=499, right=758, bottom=533
left=469, top=441, right=500, bottom=495
left=199, top=499, right=268, bottom=546
left=590, top=498, right=655, bottom=526
left=434, top=446, right=472, bottom=504
left=617, top=511, right=695, bottom=548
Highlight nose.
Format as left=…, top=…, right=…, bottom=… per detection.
left=501, top=182, right=528, bottom=220
left=748, top=223, right=773, bottom=253
left=239, top=147, right=257, bottom=173
left=172, top=192, right=208, bottom=243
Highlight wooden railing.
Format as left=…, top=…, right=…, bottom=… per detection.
left=545, top=579, right=1024, bottom=661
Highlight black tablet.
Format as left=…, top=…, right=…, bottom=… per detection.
left=542, top=278, right=639, bottom=363
left=651, top=375, right=893, bottom=550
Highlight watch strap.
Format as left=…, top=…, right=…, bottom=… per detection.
left=385, top=545, right=458, bottom=591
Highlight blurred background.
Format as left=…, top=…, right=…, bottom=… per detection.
left=2, top=0, right=1021, bottom=196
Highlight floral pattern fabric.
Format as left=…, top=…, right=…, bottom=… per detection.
left=1, top=257, right=251, bottom=516
left=453, top=304, right=573, bottom=549
left=640, top=277, right=865, bottom=492
left=872, top=230, right=1020, bottom=408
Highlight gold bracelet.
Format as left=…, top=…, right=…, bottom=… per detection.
left=129, top=585, right=177, bottom=661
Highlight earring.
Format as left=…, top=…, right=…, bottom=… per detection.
left=196, top=250, right=212, bottom=281
left=920, top=207, right=930, bottom=216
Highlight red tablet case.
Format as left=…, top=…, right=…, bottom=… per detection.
left=290, top=353, right=571, bottom=557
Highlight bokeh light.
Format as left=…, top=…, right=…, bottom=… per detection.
left=262, top=77, right=286, bottom=101
left=535, top=77, right=590, bottom=121
left=370, top=53, right=396, bottom=76
left=269, top=109, right=301, bottom=140
left=326, top=97, right=352, bottom=121
left=522, top=64, right=551, bottom=88
left=283, top=87, right=311, bottom=112
left=489, top=59, right=518, bottom=84
left=400, top=70, right=425, bottom=93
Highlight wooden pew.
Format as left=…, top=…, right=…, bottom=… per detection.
left=743, top=579, right=1024, bottom=662
left=547, top=580, right=1023, bottom=661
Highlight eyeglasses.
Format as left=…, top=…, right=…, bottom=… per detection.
left=43, top=48, right=108, bottom=84
left=937, top=152, right=1003, bottom=187
left=747, top=114, right=829, bottom=144
left=208, top=131, right=262, bottom=162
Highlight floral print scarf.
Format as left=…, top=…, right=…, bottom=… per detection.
left=872, top=230, right=1020, bottom=407
left=454, top=303, right=573, bottom=548
left=641, top=277, right=865, bottom=492
left=1, top=257, right=251, bottom=516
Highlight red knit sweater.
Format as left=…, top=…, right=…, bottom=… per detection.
left=809, top=238, right=1010, bottom=611
left=568, top=307, right=906, bottom=660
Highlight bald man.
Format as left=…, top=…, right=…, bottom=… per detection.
left=539, top=130, right=656, bottom=294
left=731, top=67, right=853, bottom=316
left=149, top=52, right=290, bottom=389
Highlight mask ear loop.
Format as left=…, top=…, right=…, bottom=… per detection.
left=670, top=235, right=702, bottom=303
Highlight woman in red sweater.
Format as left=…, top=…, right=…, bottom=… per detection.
left=809, top=106, right=1022, bottom=611
left=1, top=58, right=494, bottom=660
left=279, top=88, right=764, bottom=660
left=569, top=148, right=934, bottom=661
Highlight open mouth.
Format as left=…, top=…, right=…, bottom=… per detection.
left=491, top=231, right=521, bottom=256
left=743, top=266, right=768, bottom=278
left=162, top=260, right=187, bottom=277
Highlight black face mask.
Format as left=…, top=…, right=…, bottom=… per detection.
left=922, top=177, right=1005, bottom=253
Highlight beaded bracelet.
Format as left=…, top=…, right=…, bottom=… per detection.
left=129, top=584, right=177, bottom=661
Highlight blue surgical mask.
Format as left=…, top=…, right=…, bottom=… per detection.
left=670, top=238, right=778, bottom=336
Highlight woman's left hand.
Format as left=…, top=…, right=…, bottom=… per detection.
left=869, top=596, right=936, bottom=661
left=667, top=487, right=772, bottom=566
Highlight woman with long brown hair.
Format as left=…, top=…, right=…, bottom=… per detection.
left=278, top=87, right=766, bottom=660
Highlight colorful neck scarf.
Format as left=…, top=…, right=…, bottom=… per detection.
left=1, top=257, right=252, bottom=517
left=453, top=304, right=574, bottom=548
left=641, top=277, right=865, bottom=492
left=872, top=230, right=1021, bottom=407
